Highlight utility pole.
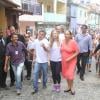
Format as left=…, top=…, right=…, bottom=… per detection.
left=66, top=0, right=72, bottom=29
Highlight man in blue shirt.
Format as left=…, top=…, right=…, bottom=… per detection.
left=75, top=25, right=92, bottom=81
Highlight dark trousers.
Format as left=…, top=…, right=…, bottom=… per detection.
left=0, top=61, right=7, bottom=87
left=24, top=59, right=32, bottom=78
left=96, top=56, right=100, bottom=73
left=50, top=61, right=61, bottom=84
left=10, top=63, right=15, bottom=84
left=77, top=52, right=88, bottom=77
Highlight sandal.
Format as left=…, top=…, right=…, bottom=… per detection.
left=64, top=89, right=71, bottom=92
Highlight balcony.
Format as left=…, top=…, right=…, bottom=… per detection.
left=19, top=3, right=43, bottom=21
left=57, top=0, right=67, bottom=3
left=22, top=3, right=42, bottom=15
left=44, top=12, right=66, bottom=23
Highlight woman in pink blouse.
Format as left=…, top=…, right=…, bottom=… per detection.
left=61, top=30, right=79, bottom=95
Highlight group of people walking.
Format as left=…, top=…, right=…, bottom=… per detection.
left=0, top=24, right=100, bottom=96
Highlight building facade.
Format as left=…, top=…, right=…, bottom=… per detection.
left=67, top=0, right=100, bottom=34
left=19, top=0, right=100, bottom=35
left=19, top=0, right=43, bottom=34
left=0, top=0, right=20, bottom=33
left=0, top=0, right=32, bottom=35
left=19, top=0, right=67, bottom=36
left=41, top=0, right=67, bottom=36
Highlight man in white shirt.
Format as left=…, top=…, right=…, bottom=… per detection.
left=29, top=30, right=49, bottom=94
left=55, top=25, right=65, bottom=43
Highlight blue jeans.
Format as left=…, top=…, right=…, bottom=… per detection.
left=33, top=62, right=48, bottom=91
left=12, top=62, right=24, bottom=89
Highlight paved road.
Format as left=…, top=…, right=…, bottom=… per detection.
left=0, top=57, right=100, bottom=100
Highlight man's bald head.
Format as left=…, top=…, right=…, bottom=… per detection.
left=10, top=26, right=16, bottom=34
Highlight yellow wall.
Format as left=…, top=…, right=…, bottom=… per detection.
left=57, top=2, right=66, bottom=14
left=0, top=6, right=7, bottom=33
left=39, top=0, right=66, bottom=14
left=43, top=0, right=53, bottom=12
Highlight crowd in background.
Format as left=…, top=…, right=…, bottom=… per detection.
left=0, top=24, right=100, bottom=96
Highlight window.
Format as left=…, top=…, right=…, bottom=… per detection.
left=22, top=1, right=42, bottom=15
left=80, top=10, right=82, bottom=17
left=22, top=3, right=28, bottom=10
left=80, top=0, right=84, bottom=3
left=22, top=3, right=33, bottom=12
left=33, top=4, right=42, bottom=15
left=47, top=5, right=51, bottom=12
left=85, top=12, right=87, bottom=17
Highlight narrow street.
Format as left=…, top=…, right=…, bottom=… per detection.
left=0, top=57, right=100, bottom=100
left=0, top=0, right=100, bottom=100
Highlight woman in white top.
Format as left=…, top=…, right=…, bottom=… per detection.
left=49, top=29, right=61, bottom=92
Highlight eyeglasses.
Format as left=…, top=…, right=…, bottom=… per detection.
left=81, top=27, right=87, bottom=29
left=25, top=36, right=29, bottom=38
left=53, top=33, right=57, bottom=34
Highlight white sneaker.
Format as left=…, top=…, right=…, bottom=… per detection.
left=17, top=89, right=21, bottom=95
left=38, top=79, right=41, bottom=83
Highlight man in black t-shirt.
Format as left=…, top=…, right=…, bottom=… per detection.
left=0, top=32, right=7, bottom=88
left=94, top=43, right=100, bottom=53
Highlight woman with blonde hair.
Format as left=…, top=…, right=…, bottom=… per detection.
left=61, top=30, right=79, bottom=95
left=49, top=29, right=62, bottom=92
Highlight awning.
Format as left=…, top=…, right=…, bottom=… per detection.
left=7, top=8, right=33, bottom=15
left=0, top=0, right=20, bottom=7
left=19, top=14, right=44, bottom=22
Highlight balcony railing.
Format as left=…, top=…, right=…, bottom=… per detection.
left=44, top=12, right=66, bottom=23
left=22, top=3, right=42, bottom=15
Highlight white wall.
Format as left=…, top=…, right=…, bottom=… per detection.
left=90, top=0, right=100, bottom=4
left=9, top=0, right=21, bottom=6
